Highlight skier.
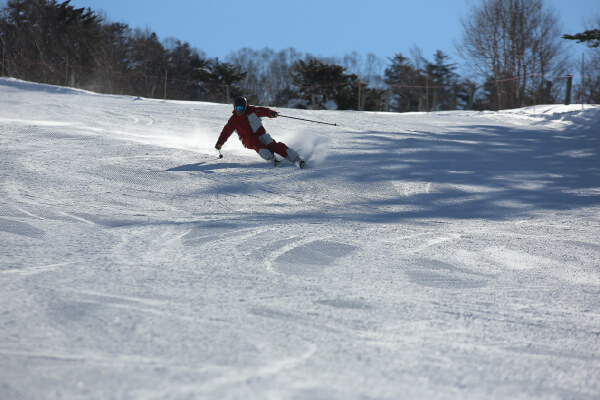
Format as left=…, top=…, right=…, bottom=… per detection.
left=215, top=97, right=305, bottom=168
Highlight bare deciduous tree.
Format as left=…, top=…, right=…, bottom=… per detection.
left=459, top=0, right=568, bottom=109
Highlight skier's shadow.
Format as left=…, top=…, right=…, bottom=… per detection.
left=167, top=161, right=274, bottom=174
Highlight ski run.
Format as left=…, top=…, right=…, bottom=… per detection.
left=1, top=77, right=600, bottom=399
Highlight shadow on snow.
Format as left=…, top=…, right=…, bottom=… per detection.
left=169, top=114, right=600, bottom=223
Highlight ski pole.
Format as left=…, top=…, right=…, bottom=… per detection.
left=278, top=114, right=337, bottom=126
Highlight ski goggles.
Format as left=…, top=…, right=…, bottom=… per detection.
left=235, top=105, right=246, bottom=112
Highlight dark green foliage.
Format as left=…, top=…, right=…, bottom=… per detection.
left=1, top=0, right=590, bottom=109
left=0, top=0, right=103, bottom=85
left=425, top=51, right=459, bottom=110
left=194, top=59, right=246, bottom=103
left=0, top=0, right=211, bottom=99
left=291, top=58, right=352, bottom=109
left=384, top=54, right=421, bottom=112
left=563, top=29, right=600, bottom=47
left=165, top=41, right=206, bottom=100
left=289, top=58, right=383, bottom=110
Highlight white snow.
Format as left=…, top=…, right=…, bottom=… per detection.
left=1, top=77, right=600, bottom=399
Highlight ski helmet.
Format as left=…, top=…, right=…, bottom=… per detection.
left=234, top=96, right=247, bottom=112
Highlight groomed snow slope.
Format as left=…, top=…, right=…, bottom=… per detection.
left=1, top=77, right=600, bottom=399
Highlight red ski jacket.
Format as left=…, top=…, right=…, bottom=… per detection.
left=216, top=105, right=274, bottom=151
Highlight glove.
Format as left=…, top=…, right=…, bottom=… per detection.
left=215, top=143, right=222, bottom=150
left=270, top=111, right=279, bottom=118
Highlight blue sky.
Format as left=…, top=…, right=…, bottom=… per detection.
left=69, top=0, right=598, bottom=72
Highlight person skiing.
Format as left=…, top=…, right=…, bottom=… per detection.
left=215, top=97, right=305, bottom=168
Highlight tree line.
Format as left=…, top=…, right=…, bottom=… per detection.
left=1, top=0, right=598, bottom=111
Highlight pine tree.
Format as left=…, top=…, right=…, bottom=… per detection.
left=384, top=54, right=420, bottom=112
left=0, top=0, right=103, bottom=85
left=424, top=51, right=458, bottom=111
left=291, top=58, right=354, bottom=109
left=165, top=40, right=207, bottom=100
left=563, top=29, right=600, bottom=48
left=128, top=29, right=167, bottom=98
left=195, top=59, right=246, bottom=104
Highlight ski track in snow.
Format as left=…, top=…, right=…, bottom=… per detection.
left=1, top=78, right=600, bottom=399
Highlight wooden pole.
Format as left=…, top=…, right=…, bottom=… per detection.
left=581, top=53, right=585, bottom=110
left=357, top=78, right=362, bottom=111
left=266, top=85, right=270, bottom=107
left=452, top=84, right=457, bottom=110
left=64, top=56, right=69, bottom=87
left=468, top=84, right=475, bottom=110
left=1, top=42, right=5, bottom=77
left=532, top=75, right=536, bottom=115
left=425, top=74, right=429, bottom=113
left=565, top=75, right=573, bottom=105
left=385, top=89, right=391, bottom=112
left=494, top=66, right=501, bottom=110
left=163, top=68, right=168, bottom=100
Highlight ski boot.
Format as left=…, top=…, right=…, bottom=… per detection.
left=291, top=156, right=306, bottom=169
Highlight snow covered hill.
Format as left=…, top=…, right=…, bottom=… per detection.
left=1, top=77, right=600, bottom=399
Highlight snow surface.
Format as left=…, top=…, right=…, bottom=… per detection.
left=1, top=77, right=600, bottom=399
